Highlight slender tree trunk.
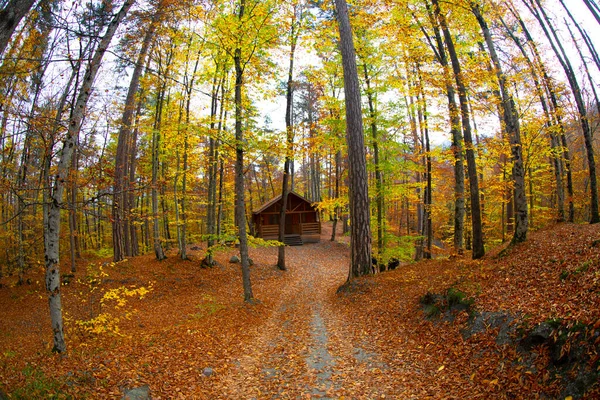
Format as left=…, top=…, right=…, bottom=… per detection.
left=582, top=0, right=600, bottom=26
left=278, top=8, right=300, bottom=271
left=416, top=65, right=433, bottom=259
left=334, top=0, right=372, bottom=279
left=472, top=3, right=528, bottom=244
left=363, top=64, right=384, bottom=260
left=234, top=0, right=254, bottom=302
left=421, top=2, right=465, bottom=254
left=113, top=18, right=156, bottom=262
left=561, top=6, right=600, bottom=117
left=433, top=0, right=484, bottom=258
left=44, top=0, right=134, bottom=353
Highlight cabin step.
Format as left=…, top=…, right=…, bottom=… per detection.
left=284, top=235, right=303, bottom=246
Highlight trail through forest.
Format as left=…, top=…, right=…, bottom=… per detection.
left=216, top=226, right=388, bottom=398
left=1, top=223, right=600, bottom=398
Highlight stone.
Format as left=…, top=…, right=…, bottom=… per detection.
left=202, top=367, right=213, bottom=377
left=122, top=385, right=150, bottom=400
left=229, top=255, right=240, bottom=263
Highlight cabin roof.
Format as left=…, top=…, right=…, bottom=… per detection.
left=252, top=191, right=316, bottom=214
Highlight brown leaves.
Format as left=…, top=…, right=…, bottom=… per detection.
left=1, top=222, right=599, bottom=398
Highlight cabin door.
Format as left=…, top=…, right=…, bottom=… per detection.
left=285, top=213, right=298, bottom=234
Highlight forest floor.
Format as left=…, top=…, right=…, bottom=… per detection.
left=1, top=222, right=600, bottom=399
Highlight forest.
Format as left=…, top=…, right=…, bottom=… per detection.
left=1, top=0, right=600, bottom=398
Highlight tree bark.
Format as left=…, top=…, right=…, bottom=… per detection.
left=334, top=0, right=373, bottom=279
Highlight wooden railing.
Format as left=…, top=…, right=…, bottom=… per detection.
left=301, top=222, right=320, bottom=235
left=261, top=225, right=279, bottom=238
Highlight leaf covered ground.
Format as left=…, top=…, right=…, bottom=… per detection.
left=1, top=222, right=599, bottom=398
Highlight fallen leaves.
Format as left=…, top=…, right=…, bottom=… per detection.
left=1, top=222, right=599, bottom=398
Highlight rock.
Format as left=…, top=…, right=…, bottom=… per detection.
left=122, top=385, right=150, bottom=400
left=520, top=321, right=555, bottom=351
left=202, top=367, right=213, bottom=377
left=248, top=258, right=254, bottom=266
left=388, top=258, right=400, bottom=270
left=462, top=311, right=516, bottom=345
left=229, top=255, right=240, bottom=263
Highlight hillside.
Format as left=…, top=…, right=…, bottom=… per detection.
left=0, top=222, right=599, bottom=399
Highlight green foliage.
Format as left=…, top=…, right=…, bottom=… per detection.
left=446, top=287, right=474, bottom=308
left=190, top=294, right=224, bottom=319
left=380, top=233, right=417, bottom=264
left=11, top=365, right=71, bottom=399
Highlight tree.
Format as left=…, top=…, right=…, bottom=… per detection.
left=334, top=0, right=372, bottom=279
left=0, top=0, right=37, bottom=58
left=417, top=1, right=465, bottom=254
left=432, top=0, right=485, bottom=259
left=471, top=2, right=528, bottom=244
left=44, top=0, right=135, bottom=353
left=113, top=8, right=160, bottom=262
left=278, top=2, right=303, bottom=271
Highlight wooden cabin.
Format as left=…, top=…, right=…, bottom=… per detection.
left=252, top=191, right=321, bottom=245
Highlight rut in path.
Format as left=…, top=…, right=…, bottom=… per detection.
left=218, top=240, right=388, bottom=398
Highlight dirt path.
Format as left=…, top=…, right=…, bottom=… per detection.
left=217, top=233, right=388, bottom=398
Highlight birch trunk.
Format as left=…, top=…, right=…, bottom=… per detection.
left=44, top=0, right=134, bottom=353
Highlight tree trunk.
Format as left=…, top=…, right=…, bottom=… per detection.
left=363, top=64, right=384, bottom=261
left=561, top=3, right=600, bottom=117
left=472, top=3, right=527, bottom=244
left=421, top=2, right=465, bottom=254
left=433, top=0, right=484, bottom=258
left=334, top=0, right=372, bottom=279
left=0, top=0, right=36, bottom=57
left=235, top=0, right=254, bottom=303
left=278, top=7, right=300, bottom=271
left=113, top=17, right=156, bottom=262
left=44, top=0, right=134, bottom=353
left=582, top=0, right=600, bottom=26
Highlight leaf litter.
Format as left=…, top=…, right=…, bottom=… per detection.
left=0, top=222, right=598, bottom=398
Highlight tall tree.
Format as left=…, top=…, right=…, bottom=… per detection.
left=113, top=9, right=159, bottom=262
left=44, top=0, right=134, bottom=353
left=432, top=0, right=485, bottom=258
left=278, top=2, right=302, bottom=271
left=471, top=2, right=528, bottom=244
left=334, top=0, right=372, bottom=279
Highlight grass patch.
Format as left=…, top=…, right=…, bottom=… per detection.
left=11, top=365, right=71, bottom=399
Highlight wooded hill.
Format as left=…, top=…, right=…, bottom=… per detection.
left=0, top=0, right=599, bottom=360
